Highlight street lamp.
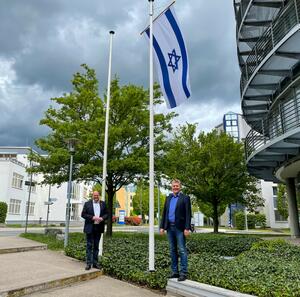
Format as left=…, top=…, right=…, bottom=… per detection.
left=64, top=138, right=77, bottom=247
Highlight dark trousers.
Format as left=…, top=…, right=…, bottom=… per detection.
left=86, top=226, right=102, bottom=265
left=167, top=224, right=188, bottom=276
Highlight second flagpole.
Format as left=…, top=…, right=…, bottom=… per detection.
left=99, top=30, right=115, bottom=256
left=148, top=0, right=155, bottom=272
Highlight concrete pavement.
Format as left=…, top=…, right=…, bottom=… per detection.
left=23, top=276, right=164, bottom=297
left=0, top=236, right=164, bottom=297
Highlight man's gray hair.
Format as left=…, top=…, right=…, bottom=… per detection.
left=171, top=179, right=181, bottom=185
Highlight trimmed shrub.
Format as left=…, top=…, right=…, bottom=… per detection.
left=255, top=213, right=267, bottom=228
left=247, top=213, right=256, bottom=229
left=0, top=202, right=8, bottom=223
left=234, top=211, right=245, bottom=230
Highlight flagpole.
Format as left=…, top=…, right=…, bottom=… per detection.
left=99, top=30, right=115, bottom=256
left=148, top=0, right=155, bottom=272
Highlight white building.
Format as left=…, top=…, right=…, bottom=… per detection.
left=216, top=112, right=288, bottom=229
left=0, top=147, right=91, bottom=225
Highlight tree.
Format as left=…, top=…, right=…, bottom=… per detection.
left=30, top=64, right=176, bottom=236
left=164, top=124, right=263, bottom=233
left=0, top=202, right=8, bottom=224
left=277, top=184, right=288, bottom=220
left=132, top=180, right=165, bottom=219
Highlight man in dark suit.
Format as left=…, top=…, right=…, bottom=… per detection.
left=160, top=179, right=191, bottom=281
left=81, top=191, right=108, bottom=270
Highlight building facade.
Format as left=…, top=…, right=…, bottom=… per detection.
left=234, top=0, right=300, bottom=236
left=216, top=112, right=288, bottom=228
left=0, top=147, right=91, bottom=224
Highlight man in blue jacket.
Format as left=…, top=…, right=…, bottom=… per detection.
left=81, top=191, right=108, bottom=270
left=160, top=179, right=191, bottom=281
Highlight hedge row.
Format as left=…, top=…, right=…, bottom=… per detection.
left=235, top=212, right=267, bottom=230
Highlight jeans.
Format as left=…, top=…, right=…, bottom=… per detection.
left=167, top=224, right=188, bottom=275
left=86, top=227, right=102, bottom=265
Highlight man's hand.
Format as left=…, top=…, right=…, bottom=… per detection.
left=159, top=228, right=165, bottom=235
left=184, top=229, right=190, bottom=237
left=92, top=216, right=103, bottom=223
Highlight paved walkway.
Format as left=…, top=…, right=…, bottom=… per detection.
left=23, top=276, right=164, bottom=297
left=0, top=236, right=163, bottom=297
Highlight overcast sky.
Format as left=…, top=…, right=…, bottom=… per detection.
left=0, top=0, right=241, bottom=147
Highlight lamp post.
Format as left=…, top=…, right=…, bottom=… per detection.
left=157, top=180, right=160, bottom=233
left=46, top=185, right=51, bottom=228
left=25, top=160, right=33, bottom=234
left=64, top=138, right=77, bottom=248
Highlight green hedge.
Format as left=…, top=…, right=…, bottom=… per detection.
left=25, top=232, right=300, bottom=296
left=235, top=211, right=267, bottom=230
left=0, top=202, right=8, bottom=223
left=65, top=233, right=261, bottom=290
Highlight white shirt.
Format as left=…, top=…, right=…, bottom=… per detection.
left=93, top=201, right=101, bottom=219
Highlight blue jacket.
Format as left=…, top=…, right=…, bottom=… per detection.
left=160, top=192, right=191, bottom=231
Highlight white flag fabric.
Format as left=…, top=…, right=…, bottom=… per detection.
left=145, top=6, right=191, bottom=109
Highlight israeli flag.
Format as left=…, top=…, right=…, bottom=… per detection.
left=145, top=6, right=191, bottom=109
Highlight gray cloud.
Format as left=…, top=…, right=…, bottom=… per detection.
left=0, top=0, right=242, bottom=146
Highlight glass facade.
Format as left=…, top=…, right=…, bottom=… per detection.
left=223, top=113, right=239, bottom=142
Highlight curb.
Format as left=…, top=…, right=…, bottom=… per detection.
left=0, top=245, right=47, bottom=255
left=167, top=279, right=256, bottom=297
left=0, top=270, right=103, bottom=297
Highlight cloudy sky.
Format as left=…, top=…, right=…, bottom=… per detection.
left=0, top=0, right=241, bottom=147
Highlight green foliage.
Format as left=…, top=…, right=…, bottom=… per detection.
left=277, top=184, right=289, bottom=220
left=164, top=124, right=264, bottom=233
left=0, top=202, right=8, bottom=223
left=29, top=64, right=176, bottom=236
left=247, top=213, right=256, bottom=229
left=65, top=232, right=260, bottom=290
left=235, top=211, right=245, bottom=230
left=20, top=233, right=64, bottom=250
left=132, top=180, right=165, bottom=218
left=26, top=232, right=300, bottom=296
left=235, top=211, right=265, bottom=229
left=255, top=213, right=267, bottom=228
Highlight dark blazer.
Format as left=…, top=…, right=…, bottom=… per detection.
left=81, top=199, right=108, bottom=234
left=160, top=192, right=191, bottom=232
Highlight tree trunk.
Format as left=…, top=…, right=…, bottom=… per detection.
left=212, top=200, right=219, bottom=233
left=106, top=187, right=114, bottom=237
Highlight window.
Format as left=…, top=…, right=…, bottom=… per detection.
left=9, top=199, right=21, bottom=214
left=12, top=173, right=24, bottom=189
left=71, top=183, right=80, bottom=200
left=272, top=186, right=278, bottom=196
left=26, top=202, right=35, bottom=216
left=27, top=180, right=37, bottom=193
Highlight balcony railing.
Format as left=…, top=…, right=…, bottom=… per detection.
left=241, top=0, right=300, bottom=93
left=245, top=88, right=300, bottom=159
left=235, top=0, right=252, bottom=31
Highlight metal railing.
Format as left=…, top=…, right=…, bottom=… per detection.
left=234, top=0, right=252, bottom=30
left=245, top=88, right=300, bottom=159
left=241, top=0, right=299, bottom=92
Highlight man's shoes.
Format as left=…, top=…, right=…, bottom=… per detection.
left=85, top=264, right=91, bottom=270
left=168, top=273, right=179, bottom=278
left=92, top=263, right=101, bottom=270
left=178, top=275, right=187, bottom=282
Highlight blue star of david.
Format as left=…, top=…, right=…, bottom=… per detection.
left=168, top=49, right=181, bottom=73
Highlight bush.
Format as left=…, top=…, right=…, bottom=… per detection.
left=247, top=213, right=256, bottom=229
left=0, top=202, right=8, bottom=223
left=125, top=216, right=142, bottom=226
left=255, top=213, right=267, bottom=228
left=65, top=232, right=260, bottom=290
left=234, top=211, right=245, bottom=230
